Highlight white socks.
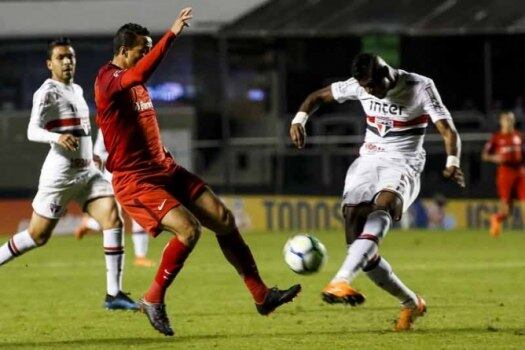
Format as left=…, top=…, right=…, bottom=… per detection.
left=131, top=231, right=149, bottom=258
left=103, top=228, right=124, bottom=296
left=332, top=210, right=391, bottom=283
left=87, top=216, right=148, bottom=259
left=0, top=230, right=37, bottom=266
left=365, top=256, right=418, bottom=308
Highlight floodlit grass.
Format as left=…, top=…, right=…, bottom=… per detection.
left=0, top=229, right=524, bottom=349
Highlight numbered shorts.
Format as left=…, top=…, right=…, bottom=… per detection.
left=496, top=166, right=525, bottom=202
left=112, top=166, right=206, bottom=237
left=342, top=155, right=422, bottom=216
left=32, top=169, right=114, bottom=219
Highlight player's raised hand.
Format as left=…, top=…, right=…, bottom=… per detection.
left=443, top=166, right=465, bottom=188
left=171, top=7, right=193, bottom=35
left=290, top=123, right=306, bottom=149
left=57, top=133, right=79, bottom=151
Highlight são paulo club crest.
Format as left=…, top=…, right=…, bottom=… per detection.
left=375, top=116, right=394, bottom=137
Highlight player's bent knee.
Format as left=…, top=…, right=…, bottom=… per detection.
left=374, top=191, right=403, bottom=221
left=179, top=220, right=202, bottom=247
left=221, top=208, right=236, bottom=232
left=343, top=203, right=374, bottom=244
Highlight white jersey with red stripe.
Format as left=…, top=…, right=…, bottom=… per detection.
left=29, top=79, right=94, bottom=184
left=331, top=69, right=452, bottom=160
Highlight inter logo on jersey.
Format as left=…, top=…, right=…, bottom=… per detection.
left=367, top=100, right=405, bottom=116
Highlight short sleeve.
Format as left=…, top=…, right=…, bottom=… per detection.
left=331, top=78, right=362, bottom=103
left=422, top=79, right=452, bottom=123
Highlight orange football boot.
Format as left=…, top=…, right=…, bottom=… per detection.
left=490, top=214, right=501, bottom=238
left=321, top=280, right=365, bottom=306
left=394, top=296, right=427, bottom=331
left=134, top=257, right=156, bottom=267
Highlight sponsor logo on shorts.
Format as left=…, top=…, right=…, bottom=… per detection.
left=157, top=199, right=167, bottom=211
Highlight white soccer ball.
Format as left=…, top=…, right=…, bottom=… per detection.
left=283, top=234, right=327, bottom=274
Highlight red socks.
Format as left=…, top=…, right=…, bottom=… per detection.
left=145, top=230, right=268, bottom=304
left=216, top=229, right=268, bottom=304
left=144, top=237, right=191, bottom=303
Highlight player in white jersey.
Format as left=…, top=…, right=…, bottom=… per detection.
left=290, top=53, right=465, bottom=331
left=0, top=38, right=137, bottom=310
left=74, top=129, right=155, bottom=267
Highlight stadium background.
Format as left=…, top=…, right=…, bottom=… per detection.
left=0, top=0, right=524, bottom=233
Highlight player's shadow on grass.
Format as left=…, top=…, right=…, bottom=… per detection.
left=3, top=328, right=524, bottom=348
left=177, top=304, right=446, bottom=317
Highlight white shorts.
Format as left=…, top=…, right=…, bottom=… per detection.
left=33, top=168, right=114, bottom=219
left=342, top=154, right=423, bottom=213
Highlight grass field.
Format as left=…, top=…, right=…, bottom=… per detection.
left=0, top=229, right=524, bottom=349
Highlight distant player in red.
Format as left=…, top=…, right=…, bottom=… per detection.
left=95, top=8, right=300, bottom=336
left=482, top=111, right=525, bottom=237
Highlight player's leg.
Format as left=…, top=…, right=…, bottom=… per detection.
left=328, top=191, right=399, bottom=295
left=131, top=219, right=155, bottom=267
left=187, top=187, right=301, bottom=315
left=74, top=214, right=101, bottom=239
left=86, top=196, right=137, bottom=310
left=491, top=168, right=514, bottom=237
left=137, top=204, right=201, bottom=336
left=0, top=212, right=57, bottom=266
left=143, top=204, right=200, bottom=302
left=0, top=185, right=71, bottom=266
left=322, top=156, right=376, bottom=304
left=322, top=203, right=372, bottom=305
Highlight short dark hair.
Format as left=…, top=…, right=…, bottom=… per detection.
left=352, top=53, right=381, bottom=81
left=47, top=37, right=71, bottom=59
left=113, top=23, right=150, bottom=55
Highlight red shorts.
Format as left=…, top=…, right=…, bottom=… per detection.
left=496, top=166, right=525, bottom=202
left=112, top=165, right=206, bottom=236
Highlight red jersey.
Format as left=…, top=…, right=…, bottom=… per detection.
left=95, top=31, right=176, bottom=174
left=484, top=131, right=523, bottom=167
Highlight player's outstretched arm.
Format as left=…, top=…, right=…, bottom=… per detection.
left=290, top=86, right=335, bottom=148
left=120, top=7, right=193, bottom=89
left=435, top=119, right=465, bottom=188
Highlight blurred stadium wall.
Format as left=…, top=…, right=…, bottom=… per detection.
left=1, top=0, right=525, bottom=232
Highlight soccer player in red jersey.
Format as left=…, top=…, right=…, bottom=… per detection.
left=94, top=8, right=300, bottom=336
left=482, top=111, right=525, bottom=237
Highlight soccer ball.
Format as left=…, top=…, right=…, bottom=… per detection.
left=283, top=234, right=327, bottom=274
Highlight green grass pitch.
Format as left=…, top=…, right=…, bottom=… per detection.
left=0, top=229, right=524, bottom=349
